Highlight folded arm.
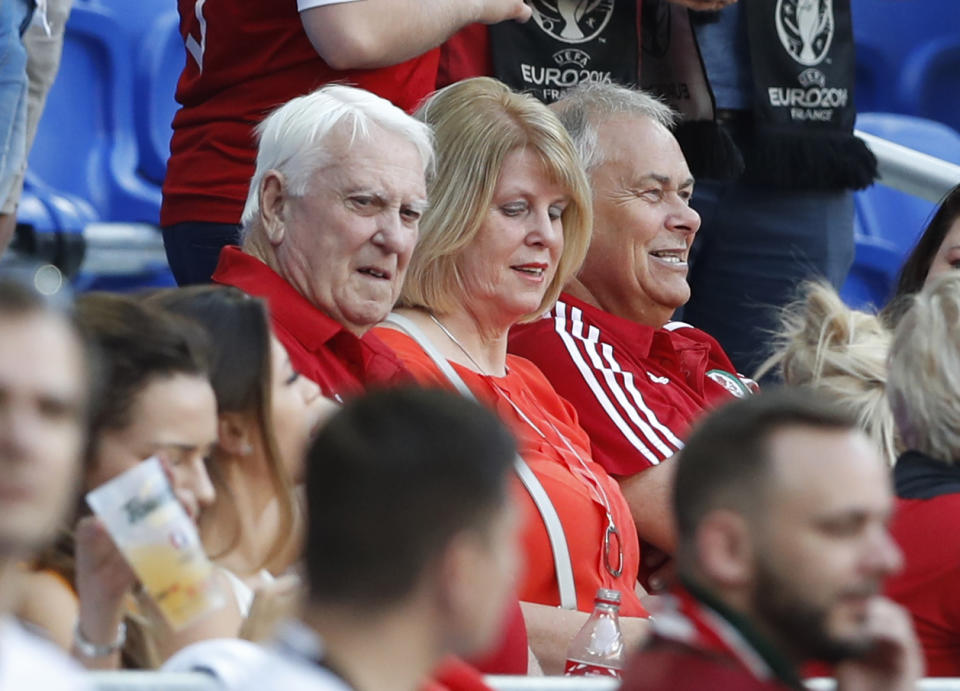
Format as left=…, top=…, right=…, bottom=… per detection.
left=300, top=0, right=531, bottom=70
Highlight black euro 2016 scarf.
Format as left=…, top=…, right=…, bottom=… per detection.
left=486, top=1, right=876, bottom=191
left=487, top=1, right=640, bottom=104
left=641, top=0, right=876, bottom=190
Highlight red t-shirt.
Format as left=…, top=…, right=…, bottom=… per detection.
left=212, top=246, right=409, bottom=400
left=509, top=294, right=752, bottom=478
left=885, top=461, right=960, bottom=676
left=437, top=23, right=491, bottom=88
left=377, top=326, right=648, bottom=617
left=161, top=0, right=440, bottom=227
left=623, top=586, right=803, bottom=691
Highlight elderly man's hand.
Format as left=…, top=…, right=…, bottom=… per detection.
left=668, top=0, right=737, bottom=10
left=476, top=0, right=532, bottom=24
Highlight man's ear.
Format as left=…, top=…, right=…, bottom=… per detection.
left=260, top=170, right=287, bottom=246
left=217, top=412, right=254, bottom=457
left=430, top=532, right=488, bottom=651
left=695, top=509, right=755, bottom=588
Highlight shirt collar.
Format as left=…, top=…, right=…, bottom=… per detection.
left=681, top=577, right=805, bottom=690
left=557, top=292, right=656, bottom=356
left=894, top=449, right=960, bottom=500
left=213, top=246, right=346, bottom=350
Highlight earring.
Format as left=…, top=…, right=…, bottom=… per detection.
left=239, top=442, right=253, bottom=456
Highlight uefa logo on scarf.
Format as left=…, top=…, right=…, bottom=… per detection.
left=529, top=0, right=616, bottom=45
left=775, top=0, right=836, bottom=67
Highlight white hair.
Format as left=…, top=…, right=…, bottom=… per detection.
left=888, top=272, right=960, bottom=462
left=239, top=84, right=435, bottom=234
left=550, top=82, right=677, bottom=174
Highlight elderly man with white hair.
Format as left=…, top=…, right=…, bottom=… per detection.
left=212, top=85, right=433, bottom=401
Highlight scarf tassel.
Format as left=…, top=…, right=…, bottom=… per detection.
left=742, top=128, right=878, bottom=190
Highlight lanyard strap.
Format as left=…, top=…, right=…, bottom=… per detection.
left=486, top=377, right=623, bottom=579
left=383, top=312, right=578, bottom=610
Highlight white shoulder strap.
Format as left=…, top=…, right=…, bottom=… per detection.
left=383, top=313, right=578, bottom=610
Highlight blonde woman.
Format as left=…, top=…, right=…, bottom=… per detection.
left=376, top=77, right=649, bottom=672
left=886, top=272, right=960, bottom=677
left=757, top=281, right=898, bottom=466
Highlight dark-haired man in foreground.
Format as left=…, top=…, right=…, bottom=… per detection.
left=242, top=387, right=520, bottom=690
left=622, top=389, right=921, bottom=691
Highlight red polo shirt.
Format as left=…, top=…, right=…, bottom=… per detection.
left=212, top=246, right=409, bottom=400
left=509, top=293, right=752, bottom=478
left=885, top=450, right=960, bottom=676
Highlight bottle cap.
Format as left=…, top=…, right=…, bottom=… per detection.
left=595, top=588, right=621, bottom=605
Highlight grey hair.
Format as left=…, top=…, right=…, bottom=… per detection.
left=239, top=85, right=435, bottom=236
left=888, top=272, right=960, bottom=463
left=550, top=82, right=677, bottom=174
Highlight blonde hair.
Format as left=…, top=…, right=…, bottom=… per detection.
left=757, top=282, right=898, bottom=466
left=397, top=77, right=592, bottom=321
left=888, top=272, right=960, bottom=463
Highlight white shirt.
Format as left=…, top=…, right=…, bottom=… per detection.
left=239, top=621, right=352, bottom=691
left=297, top=0, right=362, bottom=12
left=162, top=638, right=271, bottom=688
left=240, top=652, right=352, bottom=691
left=0, top=618, right=90, bottom=691
left=219, top=568, right=275, bottom=618
left=166, top=621, right=351, bottom=691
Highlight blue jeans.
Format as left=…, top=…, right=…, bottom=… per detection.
left=162, top=222, right=241, bottom=285
left=0, top=0, right=34, bottom=210
left=680, top=181, right=855, bottom=379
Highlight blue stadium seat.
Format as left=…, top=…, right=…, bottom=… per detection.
left=851, top=0, right=960, bottom=117
left=900, top=36, right=960, bottom=136
left=854, top=113, right=960, bottom=252
left=12, top=177, right=93, bottom=278
left=840, top=113, right=960, bottom=309
left=26, top=3, right=161, bottom=223
left=134, top=10, right=182, bottom=186
left=93, top=0, right=182, bottom=186
left=854, top=41, right=895, bottom=113
left=840, top=234, right=902, bottom=311
left=851, top=0, right=960, bottom=71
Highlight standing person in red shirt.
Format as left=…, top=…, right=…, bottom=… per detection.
left=161, top=0, right=531, bottom=286
left=885, top=272, right=960, bottom=676
left=509, top=83, right=751, bottom=558
left=622, top=388, right=921, bottom=691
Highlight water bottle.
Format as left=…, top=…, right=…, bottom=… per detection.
left=563, top=588, right=625, bottom=678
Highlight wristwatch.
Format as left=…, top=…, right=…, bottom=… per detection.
left=73, top=620, right=127, bottom=658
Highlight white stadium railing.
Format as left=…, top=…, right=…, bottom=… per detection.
left=486, top=676, right=617, bottom=690
left=90, top=671, right=218, bottom=690
left=855, top=128, right=960, bottom=201
left=87, top=671, right=960, bottom=690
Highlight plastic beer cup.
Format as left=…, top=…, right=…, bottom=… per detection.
left=86, top=457, right=225, bottom=630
